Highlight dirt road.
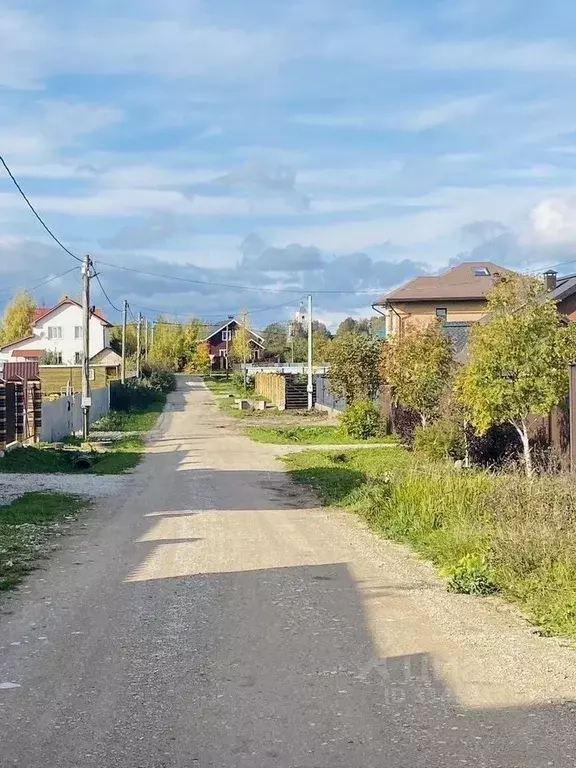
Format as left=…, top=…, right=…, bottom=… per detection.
left=1, top=377, right=576, bottom=767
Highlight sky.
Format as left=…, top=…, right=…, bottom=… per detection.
left=2, top=0, right=576, bottom=329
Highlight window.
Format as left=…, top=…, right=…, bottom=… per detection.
left=74, top=326, right=83, bottom=339
left=89, top=368, right=95, bottom=381
left=219, top=349, right=227, bottom=357
left=222, top=329, right=232, bottom=341
left=47, top=326, right=63, bottom=340
left=74, top=352, right=82, bottom=364
left=435, top=308, right=448, bottom=322
left=474, top=266, right=490, bottom=276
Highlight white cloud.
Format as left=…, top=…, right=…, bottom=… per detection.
left=530, top=198, right=576, bottom=243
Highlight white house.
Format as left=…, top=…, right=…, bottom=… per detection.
left=0, top=297, right=112, bottom=364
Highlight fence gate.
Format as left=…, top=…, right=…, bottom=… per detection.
left=5, top=382, right=16, bottom=445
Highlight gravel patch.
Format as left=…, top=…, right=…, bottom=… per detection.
left=0, top=473, right=128, bottom=507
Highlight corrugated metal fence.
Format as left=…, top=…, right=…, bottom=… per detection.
left=40, top=387, right=110, bottom=442
left=314, top=375, right=347, bottom=412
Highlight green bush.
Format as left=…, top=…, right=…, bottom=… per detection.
left=110, top=380, right=164, bottom=412
left=340, top=400, right=382, bottom=440
left=149, top=370, right=176, bottom=393
left=413, top=421, right=466, bottom=461
left=443, top=554, right=498, bottom=596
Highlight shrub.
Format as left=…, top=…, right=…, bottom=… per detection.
left=110, top=380, right=164, bottom=412
left=443, top=554, right=498, bottom=596
left=413, top=421, right=466, bottom=462
left=149, top=370, right=176, bottom=393
left=391, top=405, right=420, bottom=447
left=340, top=400, right=381, bottom=440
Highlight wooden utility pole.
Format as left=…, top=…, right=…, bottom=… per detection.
left=121, top=300, right=128, bottom=384
left=136, top=313, right=142, bottom=378
left=150, top=322, right=154, bottom=352
left=307, top=294, right=313, bottom=410
left=145, top=317, right=149, bottom=361
left=81, top=255, right=92, bottom=438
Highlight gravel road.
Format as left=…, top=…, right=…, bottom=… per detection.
left=0, top=472, right=127, bottom=507
left=1, top=376, right=576, bottom=767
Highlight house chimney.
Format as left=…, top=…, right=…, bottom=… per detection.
left=544, top=270, right=557, bottom=291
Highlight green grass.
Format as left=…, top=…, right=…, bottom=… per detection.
left=286, top=447, right=576, bottom=639
left=0, top=437, right=144, bottom=476
left=91, top=399, right=165, bottom=432
left=247, top=425, right=398, bottom=445
left=283, top=447, right=409, bottom=505
left=0, top=492, right=87, bottom=591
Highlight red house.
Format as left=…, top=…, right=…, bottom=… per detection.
left=200, top=318, right=265, bottom=371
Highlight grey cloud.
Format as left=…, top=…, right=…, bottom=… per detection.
left=99, top=212, right=188, bottom=250
left=214, top=161, right=310, bottom=212
left=460, top=220, right=510, bottom=245
left=243, top=243, right=325, bottom=272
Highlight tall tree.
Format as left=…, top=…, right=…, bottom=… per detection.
left=457, top=273, right=576, bottom=476
left=336, top=317, right=358, bottom=336
left=0, top=290, right=37, bottom=346
left=262, top=322, right=289, bottom=361
left=148, top=319, right=200, bottom=371
left=191, top=341, right=211, bottom=374
left=380, top=320, right=453, bottom=427
left=231, top=314, right=253, bottom=365
left=328, top=332, right=381, bottom=403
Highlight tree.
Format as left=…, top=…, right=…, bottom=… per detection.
left=192, top=341, right=211, bottom=374
left=263, top=322, right=288, bottom=361
left=110, top=324, right=137, bottom=358
left=232, top=314, right=253, bottom=387
left=380, top=320, right=453, bottom=427
left=457, top=273, right=576, bottom=476
left=336, top=317, right=358, bottom=336
left=148, top=319, right=200, bottom=371
left=328, top=332, right=381, bottom=403
left=0, top=290, right=37, bottom=346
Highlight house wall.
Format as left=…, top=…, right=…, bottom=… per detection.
left=1, top=305, right=110, bottom=364
left=389, top=299, right=489, bottom=333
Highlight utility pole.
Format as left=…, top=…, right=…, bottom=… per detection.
left=81, top=255, right=92, bottom=439
left=136, top=313, right=142, bottom=378
left=121, top=300, right=128, bottom=384
left=145, top=317, right=149, bottom=361
left=307, top=294, right=313, bottom=410
left=225, top=315, right=233, bottom=379
left=150, top=322, right=154, bottom=352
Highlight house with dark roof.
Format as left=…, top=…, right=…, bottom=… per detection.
left=373, top=262, right=511, bottom=339
left=200, top=318, right=265, bottom=370
left=0, top=297, right=112, bottom=365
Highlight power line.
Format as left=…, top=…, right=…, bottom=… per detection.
left=0, top=265, right=79, bottom=296
left=93, top=271, right=122, bottom=314
left=129, top=296, right=304, bottom=319
left=0, top=155, right=83, bottom=264
left=95, top=259, right=388, bottom=295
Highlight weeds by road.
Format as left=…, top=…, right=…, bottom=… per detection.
left=285, top=448, right=576, bottom=639
left=91, top=400, right=165, bottom=432
left=247, top=425, right=398, bottom=445
left=0, top=438, right=144, bottom=475
left=0, top=492, right=87, bottom=591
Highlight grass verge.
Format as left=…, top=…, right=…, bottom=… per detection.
left=0, top=492, right=87, bottom=591
left=247, top=425, right=398, bottom=445
left=285, top=450, right=576, bottom=639
left=91, top=398, right=165, bottom=432
left=0, top=437, right=144, bottom=475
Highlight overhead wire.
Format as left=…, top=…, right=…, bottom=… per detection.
left=0, top=155, right=83, bottom=264
left=93, top=271, right=122, bottom=314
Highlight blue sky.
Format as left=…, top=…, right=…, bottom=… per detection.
left=2, top=0, right=576, bottom=328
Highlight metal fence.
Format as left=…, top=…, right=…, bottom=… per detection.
left=314, top=375, right=347, bottom=413
left=40, top=387, right=110, bottom=442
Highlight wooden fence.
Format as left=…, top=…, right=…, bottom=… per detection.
left=0, top=379, right=42, bottom=450
left=255, top=373, right=316, bottom=410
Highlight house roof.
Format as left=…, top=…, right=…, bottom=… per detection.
left=374, top=262, right=510, bottom=305
left=200, top=318, right=265, bottom=345
left=11, top=348, right=44, bottom=358
left=34, top=297, right=112, bottom=326
left=0, top=334, right=37, bottom=353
